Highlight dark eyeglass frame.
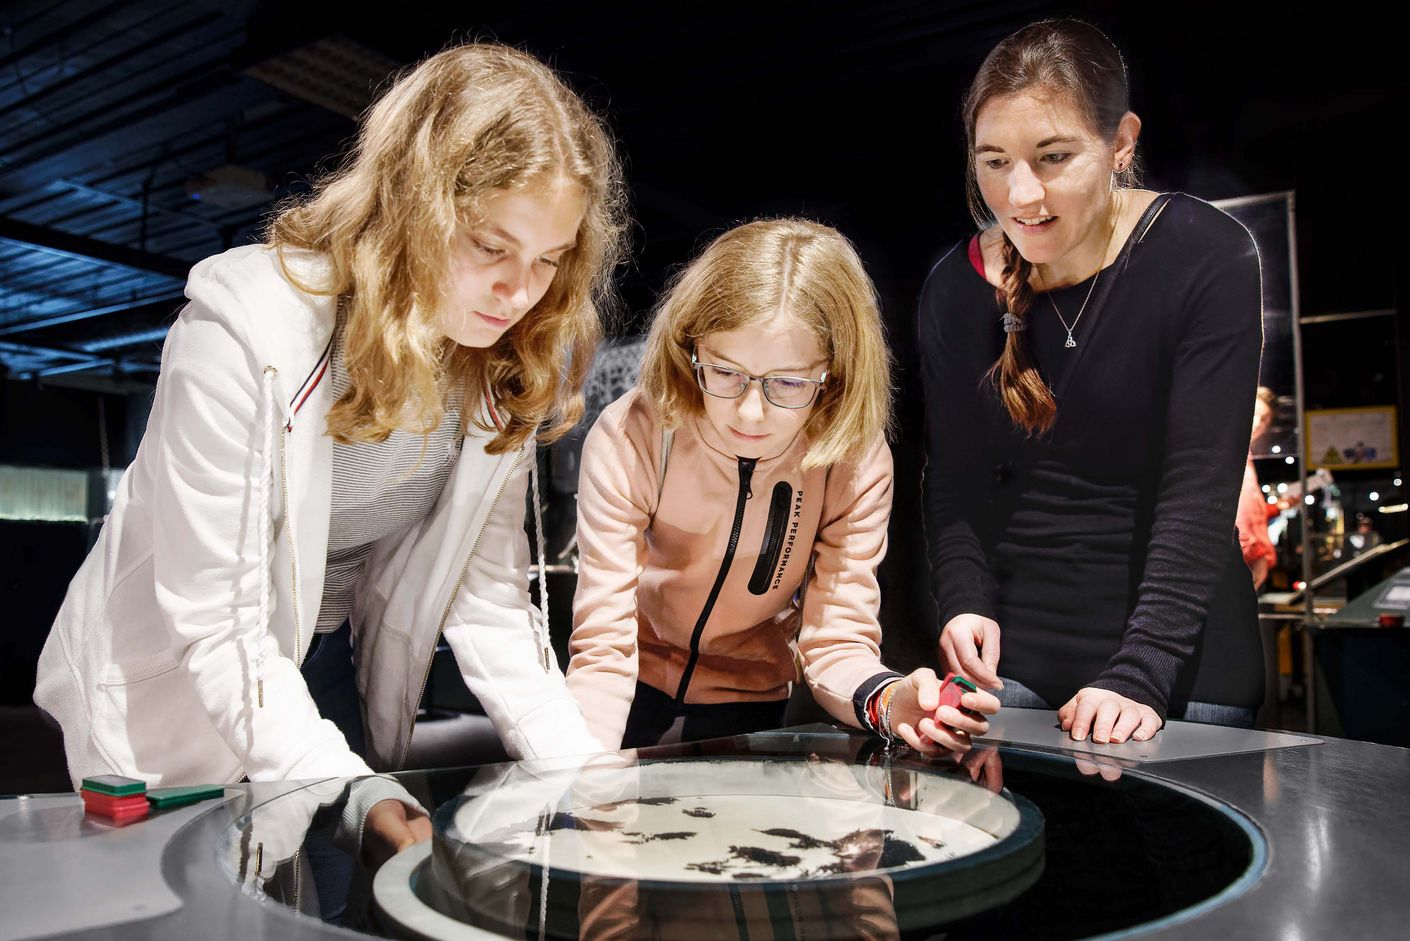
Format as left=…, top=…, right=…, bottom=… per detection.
left=691, top=352, right=828, bottom=409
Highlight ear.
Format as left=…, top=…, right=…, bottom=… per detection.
left=1112, top=111, right=1142, bottom=171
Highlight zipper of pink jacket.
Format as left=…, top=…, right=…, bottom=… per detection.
left=673, top=456, right=757, bottom=703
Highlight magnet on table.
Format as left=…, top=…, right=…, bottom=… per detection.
left=81, top=790, right=150, bottom=821
left=146, top=785, right=227, bottom=808
left=939, top=672, right=983, bottom=719
left=80, top=774, right=146, bottom=797
left=91, top=804, right=149, bottom=826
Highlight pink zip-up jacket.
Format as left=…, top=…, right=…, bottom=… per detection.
left=566, top=388, right=901, bottom=750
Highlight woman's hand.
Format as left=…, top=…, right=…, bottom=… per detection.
left=938, top=613, right=1003, bottom=691
left=1057, top=687, right=1161, bottom=744
left=361, top=798, right=433, bottom=870
left=887, top=668, right=1000, bottom=756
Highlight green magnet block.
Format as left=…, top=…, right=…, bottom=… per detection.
left=145, top=785, right=227, bottom=808
left=80, top=775, right=147, bottom=797
left=953, top=676, right=979, bottom=693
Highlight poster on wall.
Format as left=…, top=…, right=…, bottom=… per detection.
left=1305, top=406, right=1399, bottom=470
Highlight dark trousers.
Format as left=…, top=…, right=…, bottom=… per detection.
left=621, top=680, right=789, bottom=749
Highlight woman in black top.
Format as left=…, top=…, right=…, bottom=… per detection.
left=919, top=20, right=1264, bottom=745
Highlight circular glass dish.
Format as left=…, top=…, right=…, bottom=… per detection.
left=395, top=755, right=1044, bottom=939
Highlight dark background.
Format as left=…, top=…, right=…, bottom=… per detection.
left=1, top=1, right=1406, bottom=774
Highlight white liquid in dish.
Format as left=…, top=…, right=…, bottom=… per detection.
left=443, top=759, right=1017, bottom=884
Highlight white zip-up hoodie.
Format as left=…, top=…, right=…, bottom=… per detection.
left=34, top=244, right=603, bottom=788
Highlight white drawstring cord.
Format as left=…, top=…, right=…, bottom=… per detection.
left=255, top=366, right=278, bottom=707
left=529, top=445, right=552, bottom=671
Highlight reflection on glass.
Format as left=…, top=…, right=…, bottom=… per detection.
left=424, top=747, right=1039, bottom=940
left=223, top=730, right=1263, bottom=940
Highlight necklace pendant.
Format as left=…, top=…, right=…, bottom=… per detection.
left=1064, top=334, right=1077, bottom=349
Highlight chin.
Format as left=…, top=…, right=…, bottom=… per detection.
left=446, top=326, right=504, bottom=350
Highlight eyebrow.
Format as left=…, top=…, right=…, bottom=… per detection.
left=974, top=134, right=1082, bottom=155
left=698, top=347, right=821, bottom=375
left=481, top=223, right=577, bottom=254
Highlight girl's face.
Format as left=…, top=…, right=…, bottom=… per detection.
left=973, top=89, right=1134, bottom=271
left=695, top=314, right=828, bottom=460
left=1252, top=398, right=1273, bottom=443
left=438, top=179, right=586, bottom=348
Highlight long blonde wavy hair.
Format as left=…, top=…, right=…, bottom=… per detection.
left=267, top=42, right=627, bottom=451
left=640, top=218, right=893, bottom=470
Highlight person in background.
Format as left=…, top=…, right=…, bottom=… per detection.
left=1237, top=387, right=1278, bottom=589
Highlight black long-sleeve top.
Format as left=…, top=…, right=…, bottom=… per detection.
left=918, top=193, right=1265, bottom=720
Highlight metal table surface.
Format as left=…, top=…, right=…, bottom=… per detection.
left=3, top=709, right=1407, bottom=940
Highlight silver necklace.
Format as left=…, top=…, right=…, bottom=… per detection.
left=1046, top=271, right=1101, bottom=349
left=1041, top=212, right=1118, bottom=349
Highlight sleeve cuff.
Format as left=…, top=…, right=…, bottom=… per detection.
left=334, top=774, right=427, bottom=859
left=852, top=671, right=905, bottom=731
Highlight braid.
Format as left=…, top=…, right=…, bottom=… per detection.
left=985, top=234, right=1057, bottom=434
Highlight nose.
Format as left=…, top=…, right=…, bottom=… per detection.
left=494, top=262, right=533, bottom=313
left=1008, top=160, right=1045, bottom=210
left=735, top=381, right=768, bottom=424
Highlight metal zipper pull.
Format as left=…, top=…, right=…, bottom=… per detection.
left=738, top=457, right=757, bottom=499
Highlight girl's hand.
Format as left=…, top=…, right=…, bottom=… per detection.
left=887, top=668, right=999, bottom=756
left=362, top=799, right=433, bottom=870
left=938, top=613, right=1003, bottom=691
left=1057, top=687, right=1162, bottom=744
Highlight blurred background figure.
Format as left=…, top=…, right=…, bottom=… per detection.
left=1237, top=387, right=1279, bottom=589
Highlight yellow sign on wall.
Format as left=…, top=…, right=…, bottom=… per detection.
left=1304, top=406, right=1399, bottom=470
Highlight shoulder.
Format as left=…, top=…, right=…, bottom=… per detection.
left=919, top=238, right=993, bottom=344
left=825, top=433, right=894, bottom=498
left=585, top=388, right=661, bottom=465
left=182, top=244, right=337, bottom=344
left=1148, top=193, right=1258, bottom=265
left=593, top=387, right=658, bottom=436
left=921, top=238, right=982, bottom=298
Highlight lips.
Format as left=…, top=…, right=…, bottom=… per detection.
left=1014, top=215, right=1056, bottom=232
left=475, top=311, right=513, bottom=328
left=730, top=427, right=770, bottom=442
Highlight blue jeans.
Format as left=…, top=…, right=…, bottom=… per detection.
left=997, top=676, right=1255, bottom=728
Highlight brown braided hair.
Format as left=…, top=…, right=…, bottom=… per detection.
left=962, top=20, right=1138, bottom=434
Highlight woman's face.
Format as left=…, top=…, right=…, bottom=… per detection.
left=973, top=89, right=1133, bottom=270
left=438, top=179, right=586, bottom=348
left=695, top=314, right=827, bottom=460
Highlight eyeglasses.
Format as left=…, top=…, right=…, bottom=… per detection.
left=691, top=353, right=827, bottom=409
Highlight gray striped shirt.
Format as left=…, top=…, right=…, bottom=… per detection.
left=315, top=321, right=464, bottom=633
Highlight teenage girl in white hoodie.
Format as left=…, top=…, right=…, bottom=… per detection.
left=34, top=43, right=627, bottom=861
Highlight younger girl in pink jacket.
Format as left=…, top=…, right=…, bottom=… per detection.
left=566, top=218, right=999, bottom=752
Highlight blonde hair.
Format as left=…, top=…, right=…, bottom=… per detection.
left=640, top=218, right=892, bottom=470
left=267, top=42, right=627, bottom=452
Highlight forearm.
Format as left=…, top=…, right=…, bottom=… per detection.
left=1095, top=246, right=1263, bottom=716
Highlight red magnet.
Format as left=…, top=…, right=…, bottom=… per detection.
left=82, top=789, right=150, bottom=820
left=938, top=672, right=983, bottom=720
